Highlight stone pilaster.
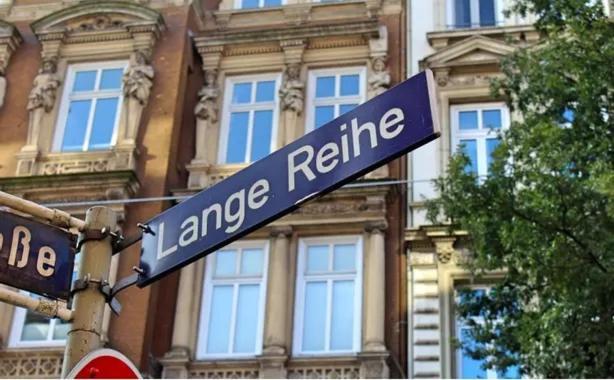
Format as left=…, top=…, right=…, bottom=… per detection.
left=161, top=262, right=197, bottom=378
left=363, top=220, right=388, bottom=353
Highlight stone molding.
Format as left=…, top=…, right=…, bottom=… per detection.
left=0, top=348, right=63, bottom=379
left=0, top=20, right=23, bottom=110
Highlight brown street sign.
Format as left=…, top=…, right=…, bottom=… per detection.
left=0, top=210, right=76, bottom=300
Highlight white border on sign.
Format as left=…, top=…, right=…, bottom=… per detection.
left=66, top=348, right=142, bottom=379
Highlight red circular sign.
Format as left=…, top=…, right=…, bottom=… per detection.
left=67, top=349, right=141, bottom=379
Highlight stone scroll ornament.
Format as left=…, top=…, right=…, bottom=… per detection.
left=122, top=49, right=154, bottom=142
left=368, top=56, right=391, bottom=97
left=194, top=69, right=219, bottom=161
left=26, top=57, right=61, bottom=148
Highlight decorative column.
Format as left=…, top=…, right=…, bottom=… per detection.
left=360, top=221, right=389, bottom=378
left=161, top=262, right=197, bottom=378
left=279, top=39, right=305, bottom=145
left=187, top=46, right=223, bottom=189
left=366, top=26, right=390, bottom=179
left=259, top=226, right=292, bottom=378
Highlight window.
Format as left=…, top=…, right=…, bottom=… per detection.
left=197, top=241, right=269, bottom=358
left=449, top=0, right=500, bottom=28
left=451, top=103, right=509, bottom=177
left=53, top=61, right=126, bottom=152
left=219, top=74, right=280, bottom=164
left=234, top=0, right=283, bottom=9
left=305, top=67, right=366, bottom=132
left=293, top=236, right=362, bottom=355
left=455, top=287, right=520, bottom=379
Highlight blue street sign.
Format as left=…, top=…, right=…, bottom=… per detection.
left=0, top=211, right=76, bottom=300
left=138, top=69, right=440, bottom=286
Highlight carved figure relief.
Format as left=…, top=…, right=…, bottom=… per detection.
left=279, top=63, right=304, bottom=114
left=368, top=56, right=390, bottom=97
left=194, top=69, right=219, bottom=161
left=122, top=49, right=154, bottom=143
left=26, top=57, right=61, bottom=149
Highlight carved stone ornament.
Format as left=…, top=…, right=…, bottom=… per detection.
left=0, top=62, right=6, bottom=109
left=368, top=56, right=390, bottom=97
left=194, top=69, right=219, bottom=122
left=0, top=20, right=23, bottom=109
left=26, top=57, right=61, bottom=149
left=66, top=15, right=125, bottom=33
left=279, top=63, right=304, bottom=114
left=121, top=49, right=154, bottom=144
left=434, top=237, right=456, bottom=264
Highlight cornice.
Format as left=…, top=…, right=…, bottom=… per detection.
left=0, top=20, right=23, bottom=53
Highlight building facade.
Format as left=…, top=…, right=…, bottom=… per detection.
left=0, top=0, right=407, bottom=378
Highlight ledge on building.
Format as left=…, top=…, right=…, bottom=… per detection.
left=427, top=24, right=538, bottom=49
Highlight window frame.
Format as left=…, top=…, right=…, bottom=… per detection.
left=304, top=66, right=367, bottom=133
left=446, top=0, right=504, bottom=29
left=52, top=60, right=127, bottom=153
left=196, top=240, right=270, bottom=359
left=8, top=300, right=68, bottom=348
left=450, top=102, right=509, bottom=178
left=217, top=73, right=281, bottom=164
left=233, top=0, right=286, bottom=9
left=292, top=235, right=363, bottom=356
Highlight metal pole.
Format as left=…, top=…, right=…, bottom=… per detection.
left=0, top=190, right=85, bottom=230
left=0, top=287, right=73, bottom=321
left=61, top=206, right=116, bottom=377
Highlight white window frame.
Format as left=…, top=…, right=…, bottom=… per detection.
left=451, top=102, right=510, bottom=178
left=218, top=73, right=281, bottom=164
left=234, top=0, right=286, bottom=8
left=293, top=235, right=363, bottom=356
left=52, top=60, right=127, bottom=152
left=8, top=299, right=68, bottom=348
left=446, top=0, right=505, bottom=29
left=454, top=285, right=518, bottom=379
left=304, top=66, right=367, bottom=133
left=196, top=240, right=269, bottom=359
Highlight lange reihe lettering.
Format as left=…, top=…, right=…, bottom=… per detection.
left=156, top=107, right=406, bottom=260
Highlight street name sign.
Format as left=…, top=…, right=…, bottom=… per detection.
left=0, top=210, right=76, bottom=300
left=138, top=69, right=440, bottom=286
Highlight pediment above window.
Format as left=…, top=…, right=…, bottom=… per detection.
left=422, top=35, right=515, bottom=70
left=31, top=1, right=164, bottom=46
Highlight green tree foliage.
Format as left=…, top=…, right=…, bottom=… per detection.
left=427, top=0, right=614, bottom=377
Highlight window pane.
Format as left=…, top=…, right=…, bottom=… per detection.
left=459, top=110, right=478, bottom=130
left=61, top=100, right=91, bottom=151
left=88, top=97, right=118, bottom=150
left=20, top=311, right=50, bottom=341
left=479, top=0, right=496, bottom=26
left=316, top=76, right=335, bottom=98
left=255, top=81, right=275, bottom=102
left=233, top=284, right=260, bottom=353
left=460, top=327, right=487, bottom=378
left=454, top=0, right=471, bottom=27
left=240, top=0, right=259, bottom=8
left=315, top=106, right=334, bottom=129
left=482, top=109, right=502, bottom=129
left=306, top=245, right=328, bottom=273
left=215, top=250, right=237, bottom=276
left=53, top=319, right=70, bottom=340
left=460, top=139, right=478, bottom=175
left=263, top=0, right=281, bottom=6
left=333, top=244, right=355, bottom=272
left=226, top=112, right=249, bottom=163
left=302, top=281, right=327, bottom=351
left=99, top=69, right=123, bottom=90
left=207, top=285, right=233, bottom=353
left=486, top=138, right=500, bottom=173
left=339, top=104, right=357, bottom=115
left=73, top=71, right=97, bottom=92
left=232, top=82, right=252, bottom=104
left=240, top=248, right=263, bottom=275
left=340, top=74, right=359, bottom=96
left=250, top=110, right=273, bottom=162
left=330, top=280, right=354, bottom=350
